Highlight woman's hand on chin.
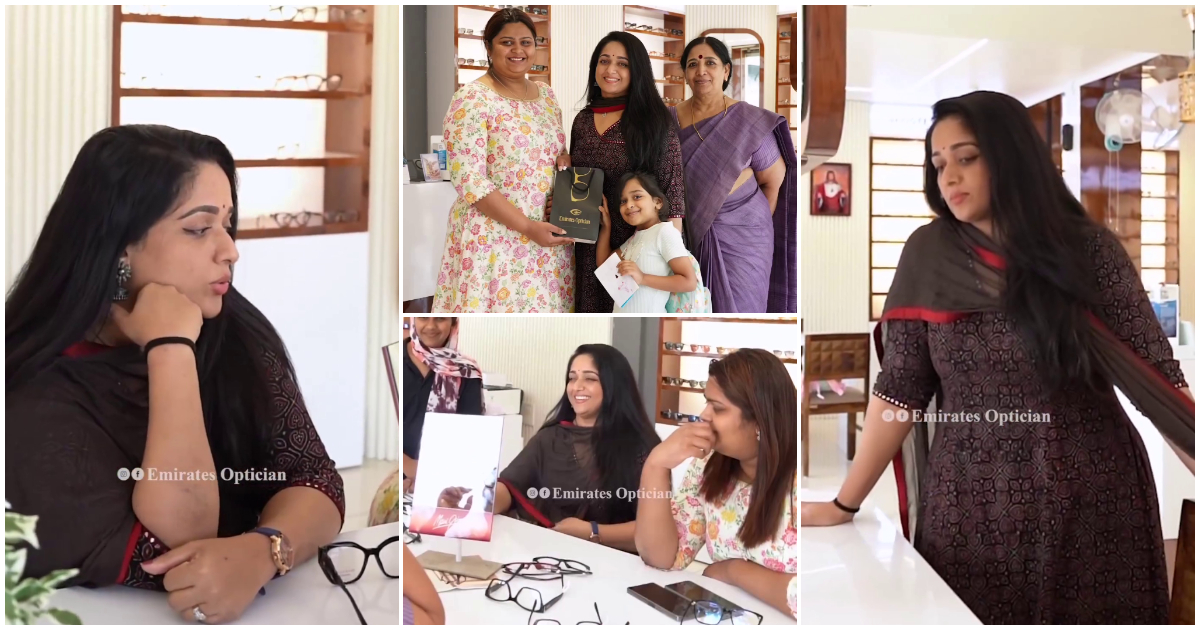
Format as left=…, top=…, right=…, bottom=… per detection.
left=110, top=282, right=203, bottom=346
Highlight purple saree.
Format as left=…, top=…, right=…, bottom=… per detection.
left=672, top=102, right=797, bottom=313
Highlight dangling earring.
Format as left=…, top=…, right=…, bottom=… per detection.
left=755, top=428, right=760, bottom=442
left=113, top=258, right=132, bottom=301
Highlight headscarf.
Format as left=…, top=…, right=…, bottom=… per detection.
left=876, top=218, right=1194, bottom=543
left=408, top=317, right=483, bottom=413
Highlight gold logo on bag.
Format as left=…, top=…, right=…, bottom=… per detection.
left=570, top=209, right=581, bottom=216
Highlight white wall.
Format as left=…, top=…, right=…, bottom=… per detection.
left=4, top=5, right=111, bottom=289
left=801, top=100, right=874, bottom=337
left=456, top=317, right=614, bottom=440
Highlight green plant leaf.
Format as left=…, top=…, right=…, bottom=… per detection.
left=46, top=608, right=82, bottom=625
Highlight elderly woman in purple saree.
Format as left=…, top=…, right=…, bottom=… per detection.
left=671, top=37, right=797, bottom=313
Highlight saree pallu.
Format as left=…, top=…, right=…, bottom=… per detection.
left=676, top=103, right=797, bottom=313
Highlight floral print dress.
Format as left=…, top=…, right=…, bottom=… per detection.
left=433, top=80, right=574, bottom=312
left=669, top=453, right=798, bottom=617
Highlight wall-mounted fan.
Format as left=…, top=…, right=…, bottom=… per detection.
left=1095, top=87, right=1147, bottom=152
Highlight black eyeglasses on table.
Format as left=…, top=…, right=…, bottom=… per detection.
left=680, top=599, right=763, bottom=625
left=530, top=601, right=631, bottom=625
left=500, top=556, right=591, bottom=580
left=317, top=536, right=399, bottom=625
left=486, top=570, right=567, bottom=621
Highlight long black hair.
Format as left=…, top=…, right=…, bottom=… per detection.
left=583, top=32, right=674, bottom=174
left=540, top=344, right=660, bottom=523
left=6, top=125, right=292, bottom=486
left=922, top=91, right=1103, bottom=393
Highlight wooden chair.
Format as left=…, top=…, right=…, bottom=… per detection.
left=801, top=333, right=870, bottom=477
left=1169, top=498, right=1194, bottom=624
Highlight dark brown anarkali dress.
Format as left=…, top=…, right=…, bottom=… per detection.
left=873, top=228, right=1185, bottom=623
left=568, top=111, right=685, bottom=313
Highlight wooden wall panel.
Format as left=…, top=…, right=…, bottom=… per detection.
left=799, top=4, right=845, bottom=173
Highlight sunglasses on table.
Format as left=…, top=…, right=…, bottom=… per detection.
left=317, top=536, right=399, bottom=625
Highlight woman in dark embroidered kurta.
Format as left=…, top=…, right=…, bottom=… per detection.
left=568, top=32, right=686, bottom=314
left=6, top=341, right=346, bottom=591
left=4, top=125, right=347, bottom=624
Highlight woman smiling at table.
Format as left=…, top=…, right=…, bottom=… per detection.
left=635, top=349, right=798, bottom=619
left=5, top=125, right=345, bottom=625
left=489, top=344, right=660, bottom=552
left=434, top=8, right=575, bottom=312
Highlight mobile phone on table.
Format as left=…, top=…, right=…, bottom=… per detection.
left=664, top=580, right=741, bottom=612
left=627, top=583, right=693, bottom=622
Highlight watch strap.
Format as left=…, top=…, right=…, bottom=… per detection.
left=589, top=521, right=600, bottom=540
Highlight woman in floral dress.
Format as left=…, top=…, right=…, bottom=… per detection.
left=635, top=349, right=798, bottom=620
left=433, top=9, right=574, bottom=312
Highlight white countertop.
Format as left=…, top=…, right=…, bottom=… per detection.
left=408, top=515, right=795, bottom=625
left=43, top=524, right=399, bottom=625
left=799, top=489, right=981, bottom=625
left=402, top=180, right=458, bottom=302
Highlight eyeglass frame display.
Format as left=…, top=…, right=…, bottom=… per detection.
left=274, top=73, right=342, bottom=91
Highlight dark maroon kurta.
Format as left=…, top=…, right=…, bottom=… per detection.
left=873, top=228, right=1183, bottom=623
left=568, top=110, right=685, bottom=313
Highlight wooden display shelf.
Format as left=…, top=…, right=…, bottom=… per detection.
left=118, top=88, right=363, bottom=99
left=235, top=152, right=363, bottom=168
left=661, top=384, right=706, bottom=393
left=648, top=54, right=681, bottom=62
left=661, top=348, right=797, bottom=364
left=458, top=5, right=550, bottom=22
left=119, top=13, right=370, bottom=33
left=236, top=220, right=368, bottom=240
left=777, top=104, right=796, bottom=108
left=457, top=33, right=551, bottom=46
left=113, top=6, right=375, bottom=242
left=655, top=79, right=685, bottom=85
left=625, top=27, right=684, bottom=40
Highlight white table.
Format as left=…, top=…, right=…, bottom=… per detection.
left=408, top=515, right=794, bottom=625
left=43, top=524, right=399, bottom=625
left=402, top=179, right=457, bottom=301
left=799, top=489, right=980, bottom=625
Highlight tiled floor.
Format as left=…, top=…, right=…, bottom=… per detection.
left=801, top=412, right=903, bottom=526
left=339, top=458, right=399, bottom=532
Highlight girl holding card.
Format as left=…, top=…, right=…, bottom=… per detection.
left=595, top=172, right=698, bottom=313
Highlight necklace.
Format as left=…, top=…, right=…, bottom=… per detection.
left=686, top=96, right=728, bottom=142
left=488, top=67, right=532, bottom=101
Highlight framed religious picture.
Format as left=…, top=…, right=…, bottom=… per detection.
left=811, top=162, right=851, bottom=216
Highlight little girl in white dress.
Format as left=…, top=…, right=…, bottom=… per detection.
left=596, top=172, right=698, bottom=313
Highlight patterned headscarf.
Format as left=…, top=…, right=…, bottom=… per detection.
left=409, top=317, right=483, bottom=413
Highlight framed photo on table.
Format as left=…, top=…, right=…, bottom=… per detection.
left=811, top=162, right=851, bottom=216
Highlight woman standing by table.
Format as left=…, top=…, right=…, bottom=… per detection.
left=434, top=8, right=575, bottom=312
left=801, top=91, right=1195, bottom=624
left=489, top=344, right=661, bottom=552
left=568, top=32, right=685, bottom=313
left=635, top=349, right=798, bottom=619
left=670, top=37, right=796, bottom=313
left=5, top=125, right=345, bottom=624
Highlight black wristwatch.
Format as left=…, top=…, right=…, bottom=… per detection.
left=589, top=521, right=600, bottom=541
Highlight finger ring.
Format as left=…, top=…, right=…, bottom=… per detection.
left=193, top=606, right=207, bottom=623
